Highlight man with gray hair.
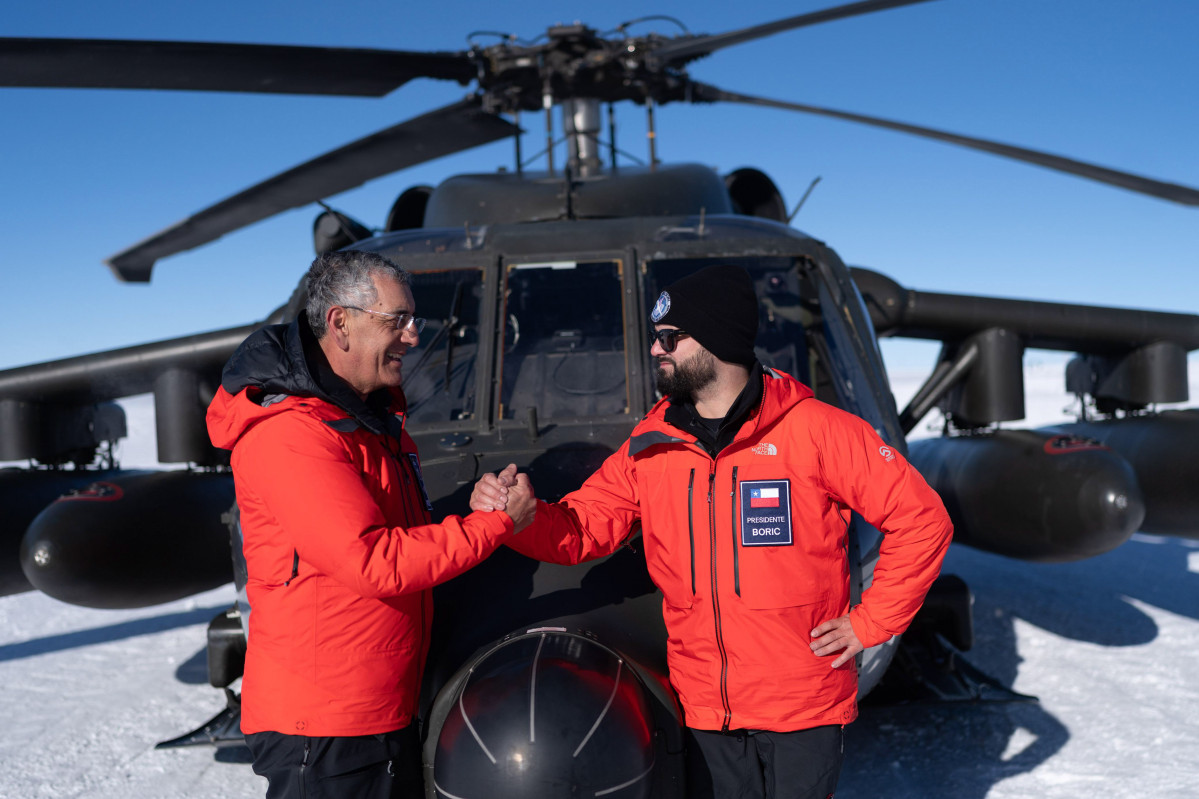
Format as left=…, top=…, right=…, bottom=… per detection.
left=207, top=250, right=535, bottom=798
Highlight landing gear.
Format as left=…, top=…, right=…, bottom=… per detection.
left=869, top=574, right=1036, bottom=705
left=156, top=688, right=244, bottom=749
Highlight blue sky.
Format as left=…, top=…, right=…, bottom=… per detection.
left=3, top=0, right=1197, bottom=377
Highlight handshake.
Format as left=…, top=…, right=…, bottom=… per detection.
left=471, top=463, right=537, bottom=532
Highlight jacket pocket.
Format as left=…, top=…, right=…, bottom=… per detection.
left=637, top=463, right=697, bottom=609
left=643, top=532, right=695, bottom=609
left=735, top=546, right=834, bottom=610
left=740, top=584, right=830, bottom=610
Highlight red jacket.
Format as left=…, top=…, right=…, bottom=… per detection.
left=207, top=318, right=512, bottom=737
left=508, top=367, right=952, bottom=732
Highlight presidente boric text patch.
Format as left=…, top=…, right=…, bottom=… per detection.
left=739, top=479, right=792, bottom=546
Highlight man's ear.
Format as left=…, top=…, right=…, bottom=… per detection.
left=326, top=306, right=352, bottom=351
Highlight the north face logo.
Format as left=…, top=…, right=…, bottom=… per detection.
left=751, top=443, right=778, bottom=456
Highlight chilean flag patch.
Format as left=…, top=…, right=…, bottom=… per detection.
left=749, top=487, right=779, bottom=507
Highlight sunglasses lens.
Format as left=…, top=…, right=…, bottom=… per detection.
left=652, top=330, right=679, bottom=352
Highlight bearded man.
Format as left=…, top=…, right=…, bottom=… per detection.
left=472, top=264, right=952, bottom=799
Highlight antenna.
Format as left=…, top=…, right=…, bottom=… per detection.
left=787, top=176, right=822, bottom=223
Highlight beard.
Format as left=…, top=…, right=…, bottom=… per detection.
left=656, top=347, right=718, bottom=404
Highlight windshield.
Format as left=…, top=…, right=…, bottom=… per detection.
left=499, top=260, right=628, bottom=421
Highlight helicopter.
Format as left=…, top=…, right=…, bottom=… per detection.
left=3, top=0, right=1199, bottom=795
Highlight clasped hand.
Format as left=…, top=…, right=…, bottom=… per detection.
left=471, top=463, right=536, bottom=531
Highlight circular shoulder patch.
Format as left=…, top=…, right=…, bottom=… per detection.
left=650, top=291, right=671, bottom=322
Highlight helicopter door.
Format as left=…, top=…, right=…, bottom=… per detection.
left=499, top=260, right=629, bottom=421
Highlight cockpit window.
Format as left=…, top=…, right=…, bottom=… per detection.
left=401, top=268, right=483, bottom=424
left=499, top=260, right=628, bottom=420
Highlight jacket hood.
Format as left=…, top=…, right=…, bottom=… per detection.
left=754, top=366, right=815, bottom=422
left=221, top=312, right=324, bottom=400
left=207, top=313, right=405, bottom=450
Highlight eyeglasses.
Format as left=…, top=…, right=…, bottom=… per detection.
left=650, top=328, right=690, bottom=353
left=344, top=306, right=426, bottom=334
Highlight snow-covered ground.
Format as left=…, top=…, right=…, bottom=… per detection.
left=2, top=366, right=1198, bottom=798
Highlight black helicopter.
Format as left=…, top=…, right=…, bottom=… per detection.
left=3, top=1, right=1198, bottom=795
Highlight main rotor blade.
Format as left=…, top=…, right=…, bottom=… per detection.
left=0, top=38, right=475, bottom=96
left=106, top=98, right=518, bottom=282
left=650, top=0, right=937, bottom=67
left=691, top=82, right=1199, bottom=207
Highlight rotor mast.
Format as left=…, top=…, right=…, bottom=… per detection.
left=562, top=98, right=603, bottom=177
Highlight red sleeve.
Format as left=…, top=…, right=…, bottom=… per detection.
left=507, top=439, right=642, bottom=564
left=234, top=412, right=514, bottom=598
left=815, top=408, right=953, bottom=647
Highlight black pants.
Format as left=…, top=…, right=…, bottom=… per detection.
left=245, top=725, right=423, bottom=799
left=685, top=725, right=844, bottom=799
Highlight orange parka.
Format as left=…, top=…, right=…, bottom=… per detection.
left=507, top=366, right=952, bottom=732
left=207, top=317, right=513, bottom=737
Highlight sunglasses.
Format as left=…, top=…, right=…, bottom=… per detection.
left=650, top=328, right=690, bottom=353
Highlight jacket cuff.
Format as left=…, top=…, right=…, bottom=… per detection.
left=848, top=607, right=891, bottom=650
left=468, top=507, right=515, bottom=540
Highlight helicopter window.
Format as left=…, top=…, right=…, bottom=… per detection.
left=400, top=269, right=483, bottom=424
left=809, top=266, right=905, bottom=446
left=499, top=260, right=627, bottom=420
left=645, top=257, right=812, bottom=385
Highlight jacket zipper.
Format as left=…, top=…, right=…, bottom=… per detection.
left=707, top=465, right=733, bottom=731
left=285, top=550, right=299, bottom=586
left=730, top=466, right=740, bottom=597
left=300, top=738, right=311, bottom=798
left=687, top=469, right=696, bottom=596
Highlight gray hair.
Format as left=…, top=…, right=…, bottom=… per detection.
left=305, top=250, right=411, bottom=339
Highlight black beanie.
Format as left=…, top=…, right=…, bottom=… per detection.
left=650, top=265, right=758, bottom=366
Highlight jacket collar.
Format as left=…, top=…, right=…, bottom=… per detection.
left=662, top=361, right=765, bottom=456
left=630, top=363, right=812, bottom=458
left=220, top=312, right=405, bottom=438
